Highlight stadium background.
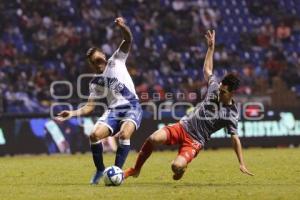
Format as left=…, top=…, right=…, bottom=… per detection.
left=0, top=0, right=300, bottom=155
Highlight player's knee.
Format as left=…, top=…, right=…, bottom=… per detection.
left=148, top=134, right=158, bottom=144
left=148, top=132, right=166, bottom=145
left=89, top=132, right=98, bottom=142
left=118, top=130, right=131, bottom=140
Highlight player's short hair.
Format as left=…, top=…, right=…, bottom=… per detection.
left=86, top=47, right=102, bottom=60
left=221, top=73, right=240, bottom=92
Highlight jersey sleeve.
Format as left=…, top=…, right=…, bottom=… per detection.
left=111, top=47, right=129, bottom=62
left=226, top=120, right=238, bottom=135
left=206, top=75, right=219, bottom=101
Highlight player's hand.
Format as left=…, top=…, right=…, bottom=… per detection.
left=239, top=164, right=254, bottom=176
left=55, top=110, right=72, bottom=122
left=205, top=30, right=215, bottom=49
left=115, top=17, right=126, bottom=27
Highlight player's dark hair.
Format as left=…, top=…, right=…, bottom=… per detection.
left=221, top=73, right=240, bottom=92
left=86, top=47, right=102, bottom=60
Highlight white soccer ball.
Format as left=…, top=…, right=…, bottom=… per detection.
left=103, top=166, right=124, bottom=186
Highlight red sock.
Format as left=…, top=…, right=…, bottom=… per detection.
left=134, top=139, right=153, bottom=170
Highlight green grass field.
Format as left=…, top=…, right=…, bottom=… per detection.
left=0, top=148, right=299, bottom=200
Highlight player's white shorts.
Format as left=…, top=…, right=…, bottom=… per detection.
left=97, top=100, right=142, bottom=135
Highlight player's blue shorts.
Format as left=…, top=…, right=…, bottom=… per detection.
left=97, top=100, right=143, bottom=135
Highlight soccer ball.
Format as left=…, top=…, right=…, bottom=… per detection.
left=103, top=166, right=124, bottom=186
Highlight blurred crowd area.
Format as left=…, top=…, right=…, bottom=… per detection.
left=1, top=0, right=300, bottom=114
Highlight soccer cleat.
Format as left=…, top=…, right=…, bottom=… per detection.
left=172, top=171, right=185, bottom=180
left=124, top=167, right=140, bottom=179
left=172, top=167, right=186, bottom=181
left=90, top=170, right=104, bottom=185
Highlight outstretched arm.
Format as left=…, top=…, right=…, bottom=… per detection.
left=231, top=134, right=254, bottom=176
left=55, top=97, right=95, bottom=121
left=203, top=30, right=215, bottom=81
left=115, top=17, right=133, bottom=53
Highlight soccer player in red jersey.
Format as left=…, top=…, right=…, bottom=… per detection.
left=124, top=30, right=254, bottom=180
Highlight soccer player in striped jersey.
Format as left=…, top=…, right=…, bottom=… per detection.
left=124, top=30, right=254, bottom=181
left=56, top=17, right=142, bottom=184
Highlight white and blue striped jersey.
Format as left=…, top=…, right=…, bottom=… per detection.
left=89, top=48, right=139, bottom=108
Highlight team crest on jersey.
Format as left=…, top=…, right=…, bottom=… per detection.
left=219, top=108, right=229, bottom=119
left=96, top=77, right=107, bottom=85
